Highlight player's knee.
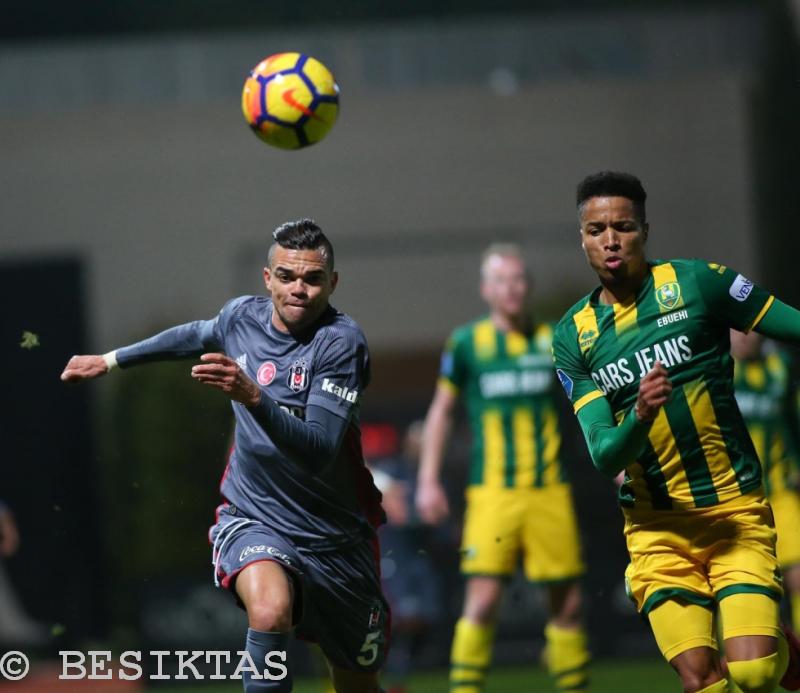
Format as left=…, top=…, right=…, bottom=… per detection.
left=727, top=654, right=784, bottom=693
left=678, top=671, right=724, bottom=693
left=246, top=598, right=292, bottom=632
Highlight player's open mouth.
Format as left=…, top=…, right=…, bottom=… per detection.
left=605, top=257, right=623, bottom=270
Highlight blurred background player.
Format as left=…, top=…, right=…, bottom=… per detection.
left=368, top=421, right=444, bottom=693
left=552, top=170, right=800, bottom=693
left=61, top=220, right=389, bottom=693
left=416, top=244, right=591, bottom=693
left=0, top=499, right=49, bottom=646
left=731, top=330, right=800, bottom=630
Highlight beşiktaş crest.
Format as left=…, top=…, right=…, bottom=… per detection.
left=287, top=358, right=309, bottom=392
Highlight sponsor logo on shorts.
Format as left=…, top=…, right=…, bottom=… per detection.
left=257, top=361, right=276, bottom=385
left=239, top=545, right=292, bottom=566
left=729, top=274, right=754, bottom=302
left=321, top=378, right=358, bottom=403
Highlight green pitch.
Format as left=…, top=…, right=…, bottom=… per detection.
left=159, top=658, right=678, bottom=692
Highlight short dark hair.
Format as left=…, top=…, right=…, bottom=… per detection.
left=576, top=171, right=647, bottom=223
left=267, top=218, right=335, bottom=270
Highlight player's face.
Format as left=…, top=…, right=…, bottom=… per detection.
left=580, top=196, right=648, bottom=284
left=264, top=246, right=338, bottom=332
left=480, top=254, right=529, bottom=319
left=729, top=328, right=763, bottom=360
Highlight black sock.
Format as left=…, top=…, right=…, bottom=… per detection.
left=242, top=628, right=292, bottom=692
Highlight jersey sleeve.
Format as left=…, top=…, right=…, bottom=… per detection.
left=438, top=328, right=468, bottom=394
left=552, top=318, right=605, bottom=414
left=305, top=328, right=369, bottom=420
left=694, top=261, right=774, bottom=332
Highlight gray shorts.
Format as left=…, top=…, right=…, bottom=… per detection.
left=209, top=504, right=390, bottom=672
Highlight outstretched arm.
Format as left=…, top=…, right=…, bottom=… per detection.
left=576, top=363, right=671, bottom=477
left=61, top=319, right=219, bottom=383
left=755, top=300, right=800, bottom=343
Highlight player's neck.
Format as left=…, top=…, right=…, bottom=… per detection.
left=597, top=264, right=649, bottom=305
left=491, top=311, right=530, bottom=334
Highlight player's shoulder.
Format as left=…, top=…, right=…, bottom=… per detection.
left=448, top=316, right=493, bottom=344
left=658, top=257, right=725, bottom=278
left=554, top=293, right=595, bottom=341
left=314, top=305, right=368, bottom=349
left=216, top=295, right=267, bottom=325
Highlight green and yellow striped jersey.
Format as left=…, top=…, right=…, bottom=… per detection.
left=734, top=351, right=800, bottom=496
left=552, top=259, right=774, bottom=511
left=439, top=318, right=567, bottom=489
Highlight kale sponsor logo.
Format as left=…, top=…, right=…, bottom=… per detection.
left=729, top=274, right=754, bottom=302
left=321, top=378, right=359, bottom=403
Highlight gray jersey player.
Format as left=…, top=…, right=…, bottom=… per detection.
left=61, top=219, right=389, bottom=693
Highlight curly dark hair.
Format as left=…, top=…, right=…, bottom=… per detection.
left=576, top=171, right=647, bottom=223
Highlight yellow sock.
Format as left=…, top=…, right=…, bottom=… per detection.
left=450, top=618, right=494, bottom=693
left=544, top=622, right=591, bottom=691
left=791, top=592, right=800, bottom=630
left=698, top=680, right=729, bottom=692
left=727, top=636, right=788, bottom=693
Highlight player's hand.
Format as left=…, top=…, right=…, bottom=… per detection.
left=415, top=479, right=450, bottom=525
left=191, top=353, right=261, bottom=407
left=60, top=355, right=109, bottom=382
left=635, top=361, right=672, bottom=422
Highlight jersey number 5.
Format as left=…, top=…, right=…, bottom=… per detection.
left=356, top=631, right=381, bottom=667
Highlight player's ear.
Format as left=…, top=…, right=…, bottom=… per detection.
left=329, top=270, right=339, bottom=294
left=263, top=266, right=271, bottom=290
left=642, top=223, right=649, bottom=244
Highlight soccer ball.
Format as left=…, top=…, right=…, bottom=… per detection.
left=241, top=53, right=340, bottom=150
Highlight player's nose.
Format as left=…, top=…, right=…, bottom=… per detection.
left=603, top=229, right=621, bottom=249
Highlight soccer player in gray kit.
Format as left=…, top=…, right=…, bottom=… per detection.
left=62, top=219, right=390, bottom=693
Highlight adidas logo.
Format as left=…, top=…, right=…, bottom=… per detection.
left=235, top=354, right=247, bottom=370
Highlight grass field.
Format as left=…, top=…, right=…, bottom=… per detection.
left=161, top=658, right=678, bottom=692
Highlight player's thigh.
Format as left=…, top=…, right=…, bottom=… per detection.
left=328, top=665, right=382, bottom=693
left=460, top=487, right=524, bottom=577
left=300, top=539, right=390, bottom=674
left=648, top=598, right=718, bottom=662
left=706, top=496, right=783, bottom=610
left=210, top=514, right=303, bottom=624
left=236, top=560, right=295, bottom=630
left=623, top=512, right=715, bottom=615
left=719, top=592, right=782, bottom=642
left=771, top=490, right=800, bottom=568
left=521, top=484, right=584, bottom=582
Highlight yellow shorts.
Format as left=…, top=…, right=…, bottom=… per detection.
left=770, top=490, right=800, bottom=567
left=460, top=484, right=584, bottom=582
left=624, top=491, right=783, bottom=615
